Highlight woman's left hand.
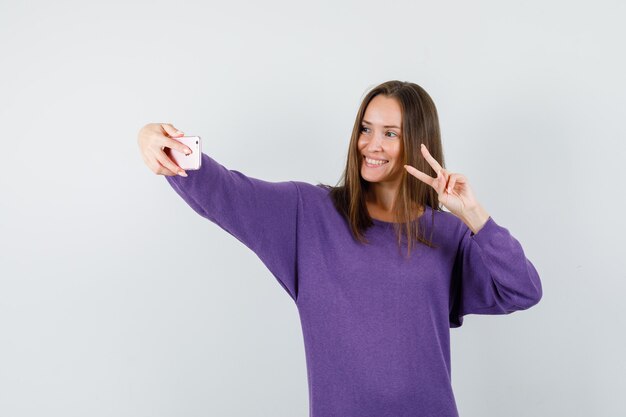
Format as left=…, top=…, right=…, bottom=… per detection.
left=404, top=144, right=490, bottom=233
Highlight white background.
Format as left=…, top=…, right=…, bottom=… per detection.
left=1, top=0, right=625, bottom=416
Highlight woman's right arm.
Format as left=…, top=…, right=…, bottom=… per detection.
left=137, top=123, right=301, bottom=302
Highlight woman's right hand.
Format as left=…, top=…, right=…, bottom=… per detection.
left=137, top=123, right=193, bottom=177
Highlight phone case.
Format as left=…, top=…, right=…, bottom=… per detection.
left=165, top=136, right=202, bottom=170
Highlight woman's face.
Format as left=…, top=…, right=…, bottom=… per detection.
left=357, top=95, right=403, bottom=184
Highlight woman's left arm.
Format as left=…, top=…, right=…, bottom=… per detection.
left=448, top=213, right=543, bottom=327
left=404, top=144, right=542, bottom=327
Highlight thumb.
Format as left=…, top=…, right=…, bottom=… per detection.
left=160, top=123, right=184, bottom=138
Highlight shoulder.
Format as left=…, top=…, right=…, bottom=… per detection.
left=290, top=181, right=333, bottom=201
left=429, top=207, right=464, bottom=229
left=426, top=207, right=471, bottom=249
left=289, top=181, right=347, bottom=226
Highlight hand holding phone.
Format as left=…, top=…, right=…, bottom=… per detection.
left=165, top=136, right=202, bottom=171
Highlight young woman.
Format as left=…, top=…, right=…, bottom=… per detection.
left=137, top=80, right=543, bottom=417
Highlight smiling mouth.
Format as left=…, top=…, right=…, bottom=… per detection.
left=364, top=155, right=389, bottom=166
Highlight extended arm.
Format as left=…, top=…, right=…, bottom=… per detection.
left=165, top=152, right=300, bottom=302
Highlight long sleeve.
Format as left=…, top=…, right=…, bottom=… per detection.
left=165, top=152, right=300, bottom=302
left=449, top=216, right=543, bottom=328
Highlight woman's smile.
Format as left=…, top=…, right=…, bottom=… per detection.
left=363, top=155, right=390, bottom=167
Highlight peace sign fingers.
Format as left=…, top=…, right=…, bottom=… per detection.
left=403, top=143, right=446, bottom=190
left=403, top=164, right=436, bottom=188
left=404, top=163, right=450, bottom=194
left=403, top=143, right=486, bottom=223
left=419, top=143, right=443, bottom=174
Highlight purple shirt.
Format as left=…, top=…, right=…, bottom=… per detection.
left=165, top=152, right=543, bottom=417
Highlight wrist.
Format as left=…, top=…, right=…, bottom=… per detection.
left=461, top=204, right=490, bottom=235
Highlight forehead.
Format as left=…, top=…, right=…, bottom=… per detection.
left=363, top=95, right=402, bottom=128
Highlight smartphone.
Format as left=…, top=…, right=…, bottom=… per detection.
left=165, top=136, right=202, bottom=170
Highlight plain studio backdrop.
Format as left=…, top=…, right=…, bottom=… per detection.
left=1, top=1, right=625, bottom=416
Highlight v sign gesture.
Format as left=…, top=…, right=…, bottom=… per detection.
left=404, top=144, right=491, bottom=235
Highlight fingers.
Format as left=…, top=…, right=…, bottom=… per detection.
left=160, top=123, right=185, bottom=138
left=144, top=152, right=177, bottom=176
left=404, top=163, right=449, bottom=191
left=418, top=142, right=451, bottom=194
left=436, top=169, right=448, bottom=195
left=160, top=123, right=191, bottom=155
left=157, top=159, right=179, bottom=176
left=158, top=123, right=192, bottom=155
left=149, top=123, right=190, bottom=155
left=403, top=165, right=435, bottom=188
left=405, top=159, right=456, bottom=198
left=155, top=149, right=187, bottom=177
left=163, top=137, right=192, bottom=156
left=420, top=144, right=443, bottom=174
left=138, top=122, right=191, bottom=176
left=442, top=171, right=469, bottom=195
left=448, top=173, right=467, bottom=193
left=447, top=173, right=458, bottom=194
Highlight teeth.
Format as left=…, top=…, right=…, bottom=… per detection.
left=365, top=157, right=388, bottom=165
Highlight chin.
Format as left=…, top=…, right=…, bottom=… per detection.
left=361, top=170, right=387, bottom=183
left=361, top=163, right=396, bottom=182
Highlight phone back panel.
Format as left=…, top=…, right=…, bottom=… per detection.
left=166, top=136, right=202, bottom=170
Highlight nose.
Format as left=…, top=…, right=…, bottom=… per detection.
left=366, top=133, right=384, bottom=152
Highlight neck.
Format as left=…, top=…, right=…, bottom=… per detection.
left=366, top=181, right=399, bottom=211
left=365, top=181, right=424, bottom=221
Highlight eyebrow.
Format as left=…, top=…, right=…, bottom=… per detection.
left=362, top=119, right=401, bottom=129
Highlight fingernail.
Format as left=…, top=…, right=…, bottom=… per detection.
left=176, top=131, right=184, bottom=136
left=178, top=171, right=187, bottom=177
left=184, top=150, right=190, bottom=155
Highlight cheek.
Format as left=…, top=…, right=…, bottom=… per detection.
left=390, top=143, right=402, bottom=160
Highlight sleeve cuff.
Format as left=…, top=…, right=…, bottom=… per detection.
left=469, top=215, right=497, bottom=239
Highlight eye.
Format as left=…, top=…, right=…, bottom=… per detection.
left=360, top=125, right=400, bottom=138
